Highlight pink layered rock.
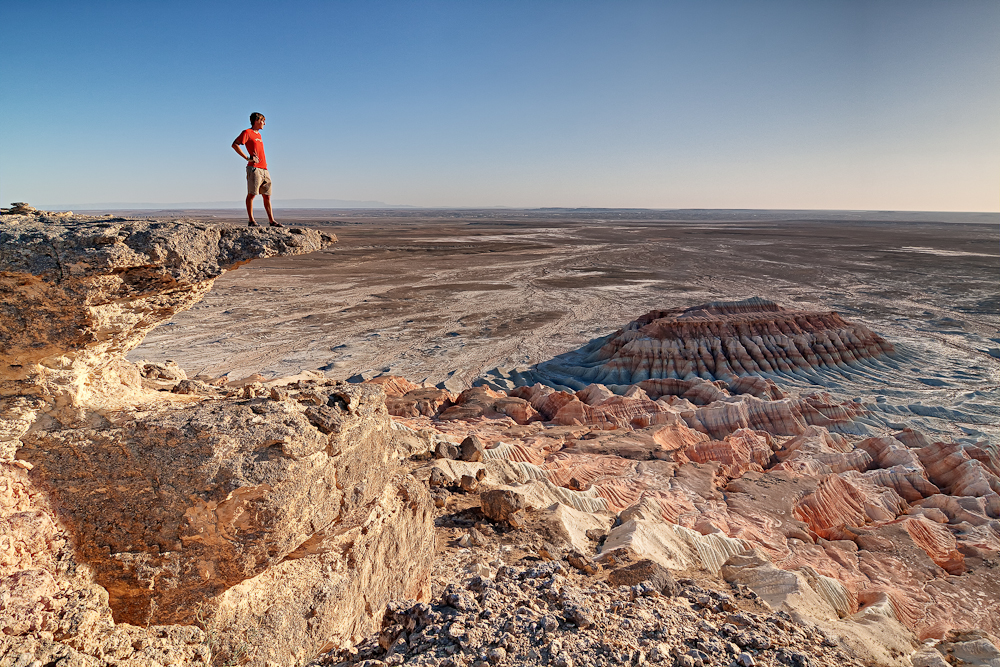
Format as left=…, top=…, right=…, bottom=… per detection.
left=772, top=426, right=873, bottom=476
left=793, top=473, right=907, bottom=540
left=438, top=386, right=541, bottom=424
left=862, top=467, right=941, bottom=503
left=682, top=428, right=776, bottom=482
left=682, top=396, right=806, bottom=438
left=901, top=516, right=965, bottom=575
left=726, top=375, right=787, bottom=400
left=565, top=420, right=707, bottom=461
left=575, top=383, right=617, bottom=406
left=858, top=435, right=925, bottom=470
left=510, top=384, right=579, bottom=421
left=365, top=375, right=423, bottom=396
left=548, top=399, right=620, bottom=429
left=589, top=395, right=677, bottom=428
left=384, top=387, right=456, bottom=418
left=635, top=378, right=731, bottom=405
left=916, top=442, right=1000, bottom=497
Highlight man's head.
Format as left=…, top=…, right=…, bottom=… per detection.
left=250, top=112, right=266, bottom=130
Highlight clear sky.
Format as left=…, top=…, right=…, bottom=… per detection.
left=2, top=0, right=998, bottom=211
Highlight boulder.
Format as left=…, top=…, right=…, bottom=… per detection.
left=480, top=489, right=527, bottom=524
left=460, top=434, right=486, bottom=462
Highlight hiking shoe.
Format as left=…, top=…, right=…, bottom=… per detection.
left=248, top=221, right=260, bottom=227
left=269, top=221, right=284, bottom=228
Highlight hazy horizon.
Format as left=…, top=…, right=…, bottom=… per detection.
left=38, top=205, right=999, bottom=225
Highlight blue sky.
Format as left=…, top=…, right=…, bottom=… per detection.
left=2, top=1, right=997, bottom=210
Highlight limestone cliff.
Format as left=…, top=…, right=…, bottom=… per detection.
left=0, top=215, right=434, bottom=666
left=0, top=216, right=335, bottom=429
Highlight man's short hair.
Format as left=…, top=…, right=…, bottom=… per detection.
left=250, top=112, right=265, bottom=125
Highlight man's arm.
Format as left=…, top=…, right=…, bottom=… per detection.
left=232, top=135, right=257, bottom=163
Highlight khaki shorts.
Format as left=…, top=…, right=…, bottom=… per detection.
left=247, top=166, right=272, bottom=196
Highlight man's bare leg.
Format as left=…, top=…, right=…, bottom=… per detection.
left=262, top=195, right=282, bottom=227
left=246, top=194, right=259, bottom=226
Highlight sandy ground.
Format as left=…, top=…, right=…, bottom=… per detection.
left=128, top=208, right=999, bottom=442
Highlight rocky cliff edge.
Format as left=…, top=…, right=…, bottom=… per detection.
left=0, top=215, right=434, bottom=666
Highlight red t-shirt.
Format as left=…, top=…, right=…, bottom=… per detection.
left=236, top=129, right=267, bottom=170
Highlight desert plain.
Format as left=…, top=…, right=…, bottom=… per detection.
left=130, top=208, right=999, bottom=446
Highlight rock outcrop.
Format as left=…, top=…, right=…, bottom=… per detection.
left=1, top=216, right=335, bottom=428
left=1, top=216, right=435, bottom=666
left=528, top=297, right=896, bottom=389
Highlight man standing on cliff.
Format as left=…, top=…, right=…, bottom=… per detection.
left=232, top=112, right=282, bottom=227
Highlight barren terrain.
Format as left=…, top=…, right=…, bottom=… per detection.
left=129, top=208, right=999, bottom=445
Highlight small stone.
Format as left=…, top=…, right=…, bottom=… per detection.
left=606, top=559, right=677, bottom=596
left=737, top=652, right=755, bottom=667
left=507, top=509, right=527, bottom=529
left=567, top=550, right=599, bottom=575
left=541, top=615, right=559, bottom=632
left=241, top=381, right=267, bottom=398
left=378, top=624, right=405, bottom=650
left=790, top=653, right=810, bottom=667
left=648, top=643, right=670, bottom=662
left=563, top=604, right=596, bottom=629
left=538, top=542, right=562, bottom=561
left=585, top=528, right=608, bottom=543
left=446, top=622, right=466, bottom=640
left=467, top=562, right=492, bottom=578
left=429, top=467, right=447, bottom=487
left=436, top=441, right=460, bottom=460
left=459, top=474, right=480, bottom=493
left=554, top=652, right=574, bottom=667
left=486, top=647, right=506, bottom=664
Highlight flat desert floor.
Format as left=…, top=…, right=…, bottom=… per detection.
left=128, top=208, right=999, bottom=444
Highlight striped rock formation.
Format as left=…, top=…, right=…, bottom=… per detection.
left=531, top=297, right=896, bottom=389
